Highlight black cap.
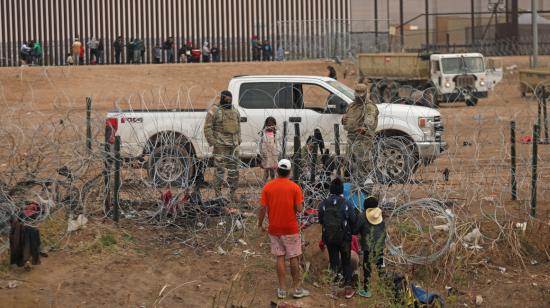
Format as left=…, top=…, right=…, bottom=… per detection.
left=364, top=196, right=379, bottom=209
left=329, top=177, right=344, bottom=195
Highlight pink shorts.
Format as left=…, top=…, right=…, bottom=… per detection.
left=269, top=234, right=302, bottom=258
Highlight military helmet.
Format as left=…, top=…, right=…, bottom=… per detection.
left=354, top=83, right=368, bottom=96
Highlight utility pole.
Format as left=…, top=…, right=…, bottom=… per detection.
left=532, top=0, right=539, bottom=67
left=387, top=0, right=391, bottom=52
left=471, top=0, right=475, bottom=45
left=512, top=0, right=519, bottom=49
left=425, top=0, right=430, bottom=51
left=399, top=0, right=404, bottom=49
left=375, top=0, right=379, bottom=47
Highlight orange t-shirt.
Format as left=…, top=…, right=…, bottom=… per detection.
left=260, top=177, right=304, bottom=236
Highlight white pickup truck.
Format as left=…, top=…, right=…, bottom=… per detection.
left=106, top=76, right=447, bottom=185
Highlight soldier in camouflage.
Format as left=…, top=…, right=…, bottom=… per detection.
left=341, top=83, right=379, bottom=186
left=203, top=90, right=242, bottom=199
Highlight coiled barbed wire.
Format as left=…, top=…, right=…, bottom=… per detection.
left=0, top=64, right=548, bottom=267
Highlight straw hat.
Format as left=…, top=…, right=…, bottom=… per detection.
left=366, top=208, right=383, bottom=225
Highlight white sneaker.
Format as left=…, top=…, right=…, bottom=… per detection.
left=277, top=288, right=287, bottom=299
left=293, top=288, right=310, bottom=299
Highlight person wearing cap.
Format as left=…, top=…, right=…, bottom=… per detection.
left=341, top=83, right=379, bottom=188
left=318, top=177, right=358, bottom=299
left=203, top=90, right=241, bottom=200
left=258, top=159, right=310, bottom=300
left=353, top=196, right=386, bottom=298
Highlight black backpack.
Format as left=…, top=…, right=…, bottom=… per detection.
left=322, top=197, right=346, bottom=245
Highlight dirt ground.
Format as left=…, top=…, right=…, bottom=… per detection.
left=1, top=57, right=550, bottom=307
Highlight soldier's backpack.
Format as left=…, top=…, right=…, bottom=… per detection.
left=322, top=197, right=346, bottom=245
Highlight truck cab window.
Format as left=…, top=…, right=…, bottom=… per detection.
left=239, top=82, right=293, bottom=109
left=432, top=61, right=440, bottom=72
left=293, top=83, right=335, bottom=113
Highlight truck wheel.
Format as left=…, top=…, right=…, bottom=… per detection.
left=465, top=97, right=478, bottom=107
left=374, top=137, right=416, bottom=184
left=148, top=144, right=195, bottom=187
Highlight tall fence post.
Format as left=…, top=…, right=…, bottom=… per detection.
left=103, top=125, right=112, bottom=214
left=292, top=123, right=301, bottom=184
left=309, top=143, right=318, bottom=184
left=86, top=97, right=92, bottom=155
left=282, top=121, right=288, bottom=158
left=530, top=124, right=539, bottom=217
left=543, top=86, right=549, bottom=143
left=537, top=89, right=542, bottom=140
left=510, top=121, right=517, bottom=200
left=334, top=124, right=341, bottom=176
left=113, top=136, right=121, bottom=223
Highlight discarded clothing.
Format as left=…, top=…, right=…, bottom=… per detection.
left=10, top=218, right=41, bottom=267
left=411, top=283, right=444, bottom=306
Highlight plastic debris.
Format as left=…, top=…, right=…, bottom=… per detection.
left=464, top=228, right=483, bottom=244
left=498, top=266, right=506, bottom=273
left=515, top=222, right=527, bottom=232
left=216, top=246, right=226, bottom=255
left=235, top=219, right=243, bottom=230
left=520, top=135, right=533, bottom=144
left=196, top=222, right=204, bottom=228
left=8, top=281, right=20, bottom=289
left=67, top=214, right=88, bottom=232
left=434, top=224, right=450, bottom=232
left=475, top=295, right=483, bottom=306
left=238, top=239, right=247, bottom=246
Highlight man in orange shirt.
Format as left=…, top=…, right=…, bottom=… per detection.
left=258, top=159, right=310, bottom=300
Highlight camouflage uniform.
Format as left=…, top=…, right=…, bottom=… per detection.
left=341, top=84, right=379, bottom=183
left=203, top=101, right=242, bottom=197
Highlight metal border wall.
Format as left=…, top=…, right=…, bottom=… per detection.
left=0, top=0, right=350, bottom=66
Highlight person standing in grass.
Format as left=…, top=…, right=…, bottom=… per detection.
left=318, top=177, right=357, bottom=299
left=354, top=196, right=386, bottom=298
left=258, top=159, right=310, bottom=300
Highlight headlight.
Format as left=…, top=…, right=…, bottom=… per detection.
left=419, top=117, right=435, bottom=140
left=444, top=81, right=451, bottom=88
left=480, top=79, right=486, bottom=87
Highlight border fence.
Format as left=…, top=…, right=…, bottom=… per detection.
left=0, top=0, right=350, bottom=66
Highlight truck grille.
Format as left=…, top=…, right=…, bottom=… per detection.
left=433, top=116, right=444, bottom=142
left=455, top=75, right=476, bottom=88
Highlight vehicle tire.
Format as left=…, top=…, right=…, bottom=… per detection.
left=374, top=137, right=417, bottom=184
left=465, top=97, right=478, bottom=106
left=421, top=88, right=438, bottom=108
left=148, top=143, right=195, bottom=187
